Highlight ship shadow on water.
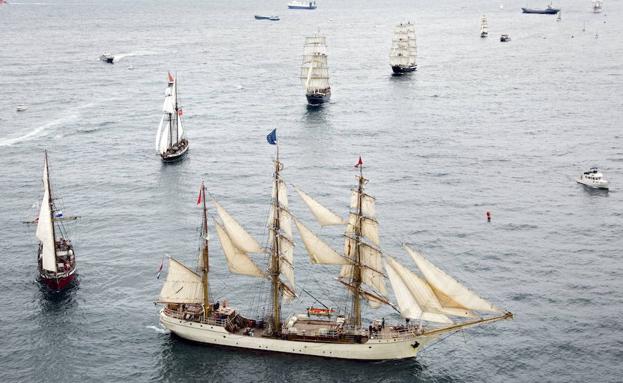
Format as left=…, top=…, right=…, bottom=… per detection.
left=579, top=185, right=610, bottom=197
left=37, top=276, right=80, bottom=302
left=157, top=333, right=450, bottom=382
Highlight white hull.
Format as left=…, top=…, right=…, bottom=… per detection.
left=576, top=179, right=609, bottom=190
left=160, top=310, right=436, bottom=360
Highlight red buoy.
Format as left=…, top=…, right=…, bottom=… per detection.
left=486, top=211, right=491, bottom=222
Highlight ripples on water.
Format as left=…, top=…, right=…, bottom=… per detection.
left=1, top=0, right=622, bottom=382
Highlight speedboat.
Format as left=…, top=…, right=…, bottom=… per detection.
left=522, top=5, right=560, bottom=14
left=577, top=167, right=609, bottom=190
left=100, top=53, right=115, bottom=64
left=288, top=1, right=317, bottom=9
left=500, top=34, right=511, bottom=42
left=255, top=15, right=280, bottom=21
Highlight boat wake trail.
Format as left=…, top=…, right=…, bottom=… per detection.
left=113, top=50, right=158, bottom=62
left=146, top=325, right=169, bottom=334
left=0, top=102, right=97, bottom=147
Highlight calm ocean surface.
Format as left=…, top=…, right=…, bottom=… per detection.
left=1, top=0, right=622, bottom=381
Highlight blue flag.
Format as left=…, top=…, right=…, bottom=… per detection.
left=266, top=129, right=277, bottom=145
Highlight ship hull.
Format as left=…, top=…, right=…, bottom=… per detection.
left=288, top=5, right=317, bottom=9
left=161, top=140, right=189, bottom=163
left=521, top=7, right=559, bottom=14
left=306, top=91, right=331, bottom=106
left=160, top=310, right=436, bottom=360
left=39, top=267, right=77, bottom=291
left=391, top=65, right=417, bottom=74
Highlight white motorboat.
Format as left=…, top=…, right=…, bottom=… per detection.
left=577, top=167, right=609, bottom=190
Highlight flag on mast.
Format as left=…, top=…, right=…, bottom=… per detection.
left=156, top=256, right=165, bottom=279
left=197, top=182, right=203, bottom=205
left=267, top=129, right=277, bottom=145
left=354, top=156, right=363, bottom=168
left=167, top=71, right=174, bottom=83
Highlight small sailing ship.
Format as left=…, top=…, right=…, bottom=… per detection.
left=390, top=22, right=417, bottom=75
left=480, top=15, right=489, bottom=37
left=36, top=151, right=77, bottom=291
left=157, top=131, right=512, bottom=361
left=592, top=0, right=603, bottom=13
left=155, top=72, right=189, bottom=163
left=300, top=33, right=331, bottom=105
left=288, top=1, right=316, bottom=9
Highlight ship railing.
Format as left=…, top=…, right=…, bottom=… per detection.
left=162, top=308, right=228, bottom=327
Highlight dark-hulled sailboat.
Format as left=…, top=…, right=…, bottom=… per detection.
left=155, top=72, right=188, bottom=163
left=36, top=151, right=77, bottom=291
left=300, top=33, right=331, bottom=105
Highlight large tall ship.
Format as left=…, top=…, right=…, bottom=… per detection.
left=300, top=33, right=331, bottom=105
left=155, top=72, right=188, bottom=163
left=36, top=151, right=77, bottom=291
left=390, top=22, right=417, bottom=74
left=480, top=15, right=489, bottom=38
left=157, top=132, right=512, bottom=360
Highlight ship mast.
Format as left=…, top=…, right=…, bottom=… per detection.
left=44, top=151, right=57, bottom=259
left=200, top=181, right=210, bottom=315
left=174, top=75, right=179, bottom=145
left=271, top=145, right=282, bottom=335
left=351, top=163, right=365, bottom=328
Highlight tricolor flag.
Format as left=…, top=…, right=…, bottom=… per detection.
left=354, top=156, right=363, bottom=168
left=156, top=256, right=165, bottom=279
left=167, top=71, right=174, bottom=83
left=266, top=129, right=277, bottom=145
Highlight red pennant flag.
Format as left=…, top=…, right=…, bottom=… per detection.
left=156, top=256, right=164, bottom=279
left=354, top=156, right=363, bottom=168
left=197, top=184, right=203, bottom=205
left=167, top=71, right=174, bottom=83
left=177, top=108, right=183, bottom=117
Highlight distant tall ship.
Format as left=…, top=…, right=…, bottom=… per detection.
left=300, top=33, right=331, bottom=105
left=36, top=151, right=77, bottom=291
left=592, top=0, right=603, bottom=13
left=157, top=134, right=512, bottom=361
left=155, top=72, right=188, bottom=163
left=480, top=15, right=489, bottom=38
left=390, top=22, right=417, bottom=74
left=288, top=1, right=317, bottom=9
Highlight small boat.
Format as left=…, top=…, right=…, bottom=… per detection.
left=300, top=33, right=331, bottom=105
left=155, top=72, right=189, bottom=163
left=577, top=167, right=609, bottom=190
left=592, top=0, right=603, bottom=13
left=500, top=34, right=511, bottom=42
left=255, top=15, right=280, bottom=21
left=100, top=53, right=115, bottom=64
left=36, top=151, right=78, bottom=291
left=288, top=1, right=317, bottom=9
left=480, top=15, right=489, bottom=38
left=390, top=22, right=417, bottom=74
left=522, top=5, right=560, bottom=14
left=16, top=105, right=28, bottom=112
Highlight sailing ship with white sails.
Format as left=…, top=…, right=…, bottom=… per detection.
left=390, top=22, right=417, bottom=74
left=157, top=131, right=512, bottom=360
left=155, top=72, right=188, bottom=163
left=300, top=33, right=331, bottom=105
left=36, top=151, right=77, bottom=291
left=481, top=15, right=489, bottom=38
left=592, top=0, right=603, bottom=13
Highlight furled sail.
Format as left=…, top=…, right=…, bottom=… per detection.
left=294, top=218, right=346, bottom=265
left=158, top=258, right=204, bottom=304
left=214, top=222, right=264, bottom=277
left=384, top=257, right=452, bottom=324
left=405, top=245, right=502, bottom=313
left=213, top=200, right=262, bottom=253
left=295, top=187, right=345, bottom=226
left=36, top=158, right=56, bottom=273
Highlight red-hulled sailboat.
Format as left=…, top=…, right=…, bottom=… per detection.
left=36, top=151, right=77, bottom=291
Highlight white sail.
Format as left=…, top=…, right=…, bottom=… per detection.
left=294, top=218, right=346, bottom=265
left=155, top=115, right=165, bottom=152
left=390, top=22, right=417, bottom=67
left=280, top=238, right=295, bottom=293
left=36, top=158, right=56, bottom=273
left=215, top=222, right=264, bottom=277
left=301, top=34, right=330, bottom=92
left=405, top=246, right=502, bottom=313
left=213, top=200, right=263, bottom=253
left=177, top=114, right=185, bottom=141
left=350, top=191, right=376, bottom=218
left=158, top=258, right=204, bottom=304
left=162, top=83, right=176, bottom=114
left=360, top=245, right=386, bottom=296
left=269, top=179, right=295, bottom=293
left=347, top=214, right=380, bottom=246
left=295, top=187, right=345, bottom=226
left=384, top=257, right=453, bottom=323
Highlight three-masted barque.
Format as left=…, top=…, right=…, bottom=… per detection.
left=155, top=72, right=189, bottom=163
left=480, top=15, right=489, bottom=38
left=390, top=22, right=417, bottom=74
left=36, top=151, right=77, bottom=291
left=158, top=133, right=512, bottom=360
left=300, top=33, right=331, bottom=105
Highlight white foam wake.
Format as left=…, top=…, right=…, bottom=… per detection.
left=113, top=50, right=158, bottom=63
left=146, top=325, right=169, bottom=334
